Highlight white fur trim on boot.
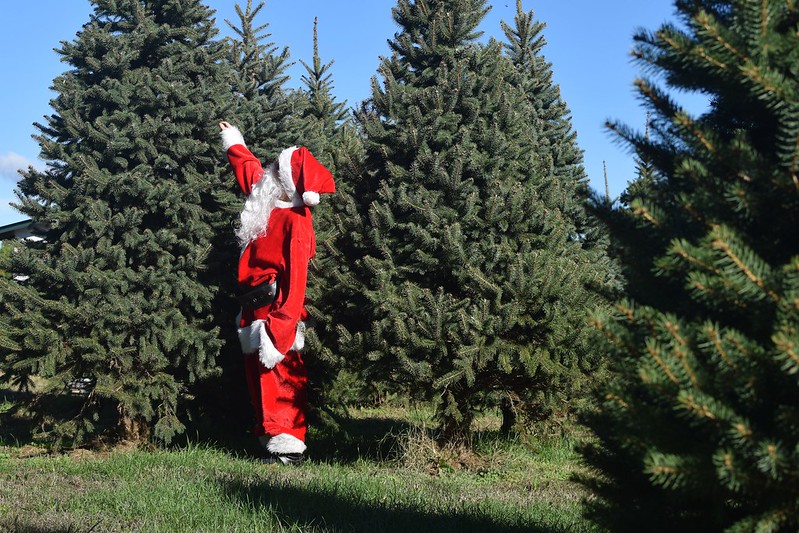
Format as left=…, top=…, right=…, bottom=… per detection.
left=266, top=433, right=307, bottom=454
left=237, top=320, right=285, bottom=369
left=221, top=126, right=246, bottom=150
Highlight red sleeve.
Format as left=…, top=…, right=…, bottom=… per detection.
left=263, top=216, right=313, bottom=354
left=226, top=144, right=264, bottom=196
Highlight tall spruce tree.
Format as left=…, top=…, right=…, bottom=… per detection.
left=194, top=0, right=309, bottom=445
left=589, top=113, right=660, bottom=301
left=291, top=18, right=371, bottom=419
left=498, top=1, right=618, bottom=428
left=501, top=0, right=594, bottom=238
left=296, top=17, right=350, bottom=156
left=0, top=0, right=232, bottom=446
left=0, top=244, right=12, bottom=280
left=581, top=1, right=799, bottom=530
left=222, top=0, right=300, bottom=157
left=342, top=0, right=612, bottom=443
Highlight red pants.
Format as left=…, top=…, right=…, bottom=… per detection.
left=243, top=350, right=308, bottom=442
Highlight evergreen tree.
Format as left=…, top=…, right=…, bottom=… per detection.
left=0, top=0, right=232, bottom=446
left=501, top=0, right=593, bottom=236
left=0, top=243, right=12, bottom=280
left=296, top=16, right=350, bottom=156
left=223, top=0, right=300, bottom=157
left=193, top=0, right=308, bottom=445
left=588, top=113, right=657, bottom=302
left=581, top=1, right=799, bottom=530
left=342, top=0, right=613, bottom=443
left=499, top=1, right=618, bottom=428
left=291, top=18, right=372, bottom=421
left=0, top=243, right=25, bottom=394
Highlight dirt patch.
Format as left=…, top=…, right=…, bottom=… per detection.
left=12, top=445, right=46, bottom=459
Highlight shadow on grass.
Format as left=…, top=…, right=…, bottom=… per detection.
left=0, top=513, right=108, bottom=533
left=220, top=475, right=568, bottom=533
left=180, top=395, right=420, bottom=465
left=0, top=522, right=80, bottom=533
left=305, top=412, right=415, bottom=463
left=0, top=387, right=122, bottom=450
left=0, top=387, right=35, bottom=447
left=1, top=381, right=414, bottom=467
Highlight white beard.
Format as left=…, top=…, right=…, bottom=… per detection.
left=236, top=161, right=280, bottom=247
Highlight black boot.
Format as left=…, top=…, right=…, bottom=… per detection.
left=260, top=452, right=305, bottom=465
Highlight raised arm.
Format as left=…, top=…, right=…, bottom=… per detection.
left=219, top=121, right=263, bottom=196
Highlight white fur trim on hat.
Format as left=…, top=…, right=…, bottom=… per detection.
left=266, top=433, right=307, bottom=454
left=302, top=191, right=320, bottom=206
left=237, top=319, right=285, bottom=369
left=277, top=146, right=298, bottom=198
left=221, top=126, right=246, bottom=150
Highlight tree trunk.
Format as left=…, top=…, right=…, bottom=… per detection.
left=118, top=406, right=150, bottom=444
left=500, top=393, right=518, bottom=435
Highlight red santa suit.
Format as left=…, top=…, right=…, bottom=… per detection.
left=221, top=126, right=334, bottom=457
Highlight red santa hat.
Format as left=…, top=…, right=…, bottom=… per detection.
left=277, top=146, right=336, bottom=206
left=220, top=125, right=335, bottom=206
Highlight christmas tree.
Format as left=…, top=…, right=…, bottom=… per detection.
left=291, top=18, right=371, bottom=417
left=296, top=16, right=351, bottom=157
left=501, top=0, right=594, bottom=237
left=0, top=0, right=232, bottom=446
left=190, top=0, right=313, bottom=446
left=222, top=0, right=300, bottom=157
left=581, top=1, right=799, bottom=530
left=342, top=0, right=613, bottom=443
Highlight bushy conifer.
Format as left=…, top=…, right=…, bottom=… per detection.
left=295, top=17, right=351, bottom=156
left=582, top=2, right=799, bottom=530
left=222, top=0, right=300, bottom=157
left=291, top=16, right=369, bottom=419
left=339, top=0, right=613, bottom=443
left=190, top=0, right=312, bottom=445
left=0, top=0, right=232, bottom=446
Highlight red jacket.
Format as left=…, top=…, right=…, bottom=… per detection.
left=226, top=143, right=315, bottom=361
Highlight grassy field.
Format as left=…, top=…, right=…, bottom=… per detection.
left=0, top=404, right=598, bottom=532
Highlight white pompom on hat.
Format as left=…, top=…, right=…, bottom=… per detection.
left=276, top=146, right=335, bottom=206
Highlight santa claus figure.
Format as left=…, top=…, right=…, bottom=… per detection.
left=219, top=121, right=335, bottom=465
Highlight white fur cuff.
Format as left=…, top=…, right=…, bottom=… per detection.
left=259, top=336, right=285, bottom=369
left=266, top=433, right=307, bottom=454
left=291, top=321, right=306, bottom=352
left=237, top=320, right=285, bottom=369
left=221, top=126, right=246, bottom=150
left=238, top=320, right=307, bottom=367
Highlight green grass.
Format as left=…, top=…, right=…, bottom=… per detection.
left=0, top=407, right=599, bottom=532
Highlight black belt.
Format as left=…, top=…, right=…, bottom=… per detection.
left=237, top=278, right=278, bottom=310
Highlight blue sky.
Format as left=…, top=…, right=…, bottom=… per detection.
left=0, top=1, right=700, bottom=227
